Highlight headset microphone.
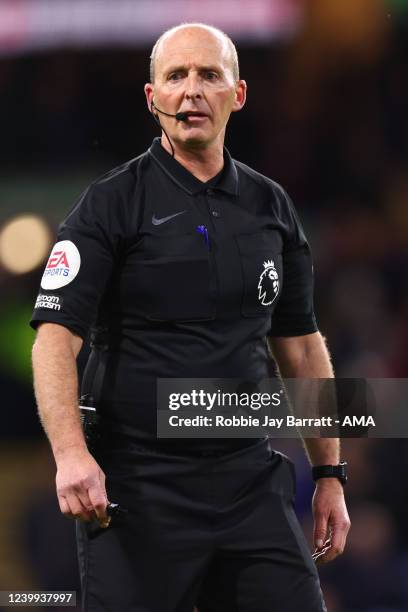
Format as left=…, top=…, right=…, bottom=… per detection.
left=151, top=102, right=189, bottom=122
left=175, top=111, right=189, bottom=121
left=150, top=101, right=189, bottom=158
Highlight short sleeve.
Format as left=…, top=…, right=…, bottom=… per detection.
left=30, top=183, right=123, bottom=339
left=268, top=187, right=318, bottom=337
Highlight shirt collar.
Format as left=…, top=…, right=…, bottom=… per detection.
left=148, top=137, right=239, bottom=197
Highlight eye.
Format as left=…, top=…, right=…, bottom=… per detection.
left=168, top=72, right=184, bottom=81
left=205, top=71, right=218, bottom=80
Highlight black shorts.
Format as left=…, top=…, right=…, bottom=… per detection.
left=76, top=438, right=326, bottom=612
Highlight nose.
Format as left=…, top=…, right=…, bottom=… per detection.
left=184, top=72, right=202, bottom=100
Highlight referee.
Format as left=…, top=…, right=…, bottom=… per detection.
left=31, top=23, right=350, bottom=612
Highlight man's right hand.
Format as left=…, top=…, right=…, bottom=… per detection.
left=55, top=446, right=110, bottom=527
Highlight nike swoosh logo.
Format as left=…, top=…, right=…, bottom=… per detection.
left=152, top=211, right=186, bottom=225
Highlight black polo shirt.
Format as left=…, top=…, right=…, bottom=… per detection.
left=30, top=137, right=318, bottom=442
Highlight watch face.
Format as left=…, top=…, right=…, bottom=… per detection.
left=339, top=462, right=348, bottom=484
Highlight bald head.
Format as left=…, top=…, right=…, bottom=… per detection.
left=149, top=23, right=239, bottom=83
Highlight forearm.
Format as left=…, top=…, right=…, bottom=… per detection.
left=32, top=326, right=86, bottom=462
left=269, top=332, right=340, bottom=466
left=302, top=437, right=340, bottom=466
left=32, top=324, right=109, bottom=525
left=269, top=332, right=334, bottom=379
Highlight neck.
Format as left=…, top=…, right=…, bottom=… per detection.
left=160, top=133, right=224, bottom=183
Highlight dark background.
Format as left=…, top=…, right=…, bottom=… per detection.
left=0, top=1, right=408, bottom=611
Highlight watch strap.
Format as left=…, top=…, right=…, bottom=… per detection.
left=312, top=461, right=348, bottom=485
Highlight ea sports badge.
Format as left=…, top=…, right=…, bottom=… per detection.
left=41, top=240, right=81, bottom=290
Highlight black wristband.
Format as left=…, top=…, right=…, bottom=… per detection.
left=312, top=461, right=348, bottom=486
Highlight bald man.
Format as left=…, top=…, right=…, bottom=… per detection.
left=31, top=22, right=349, bottom=612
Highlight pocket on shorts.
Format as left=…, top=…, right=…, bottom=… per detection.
left=268, top=449, right=297, bottom=503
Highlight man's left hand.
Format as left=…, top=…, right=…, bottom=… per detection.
left=311, top=478, right=351, bottom=564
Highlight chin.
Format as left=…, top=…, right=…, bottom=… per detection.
left=182, top=126, right=216, bottom=144
left=179, top=135, right=210, bottom=149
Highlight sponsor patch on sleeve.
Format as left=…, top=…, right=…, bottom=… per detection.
left=34, top=294, right=63, bottom=311
left=41, top=240, right=81, bottom=290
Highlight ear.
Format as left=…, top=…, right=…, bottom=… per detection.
left=144, top=83, right=154, bottom=113
left=231, top=80, right=247, bottom=113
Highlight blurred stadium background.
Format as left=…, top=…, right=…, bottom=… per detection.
left=1, top=1, right=408, bottom=610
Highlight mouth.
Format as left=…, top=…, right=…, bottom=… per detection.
left=183, top=111, right=208, bottom=121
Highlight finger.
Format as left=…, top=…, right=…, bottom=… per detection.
left=313, top=538, right=331, bottom=552
left=88, top=483, right=109, bottom=527
left=313, top=513, right=329, bottom=549
left=76, top=488, right=95, bottom=515
left=312, top=546, right=331, bottom=565
left=322, top=523, right=348, bottom=562
left=311, top=537, right=331, bottom=565
left=65, top=494, right=93, bottom=522
left=58, top=495, right=71, bottom=516
left=312, top=538, right=331, bottom=559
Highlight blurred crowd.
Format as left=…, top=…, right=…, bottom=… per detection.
left=0, top=3, right=407, bottom=611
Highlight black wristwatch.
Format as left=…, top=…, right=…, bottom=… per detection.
left=312, top=461, right=348, bottom=486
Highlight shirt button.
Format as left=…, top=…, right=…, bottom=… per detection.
left=206, top=189, right=215, bottom=196
left=211, top=210, right=221, bottom=218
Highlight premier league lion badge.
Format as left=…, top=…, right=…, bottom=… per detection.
left=258, top=260, right=279, bottom=306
